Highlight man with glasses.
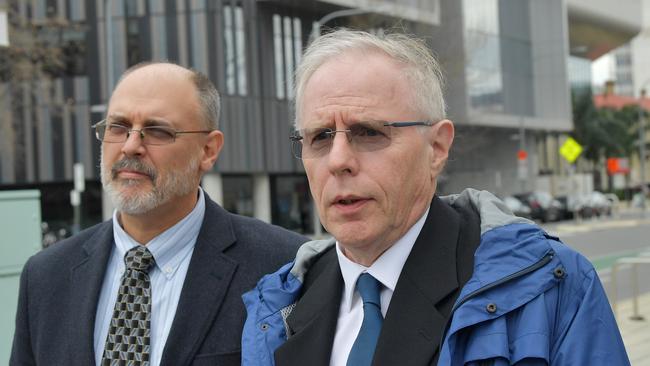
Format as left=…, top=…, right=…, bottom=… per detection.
left=242, top=29, right=628, bottom=365
left=11, top=62, right=306, bottom=366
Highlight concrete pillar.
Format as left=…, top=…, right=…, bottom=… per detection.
left=202, top=173, right=223, bottom=205
left=253, top=174, right=271, bottom=223
left=102, top=190, right=114, bottom=221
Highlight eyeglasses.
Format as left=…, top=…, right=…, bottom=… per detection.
left=93, top=119, right=212, bottom=146
left=290, top=120, right=435, bottom=159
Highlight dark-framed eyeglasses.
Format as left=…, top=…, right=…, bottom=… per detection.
left=290, top=120, right=436, bottom=159
left=93, top=119, right=213, bottom=146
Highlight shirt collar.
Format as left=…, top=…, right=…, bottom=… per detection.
left=112, top=188, right=206, bottom=279
left=336, top=207, right=430, bottom=313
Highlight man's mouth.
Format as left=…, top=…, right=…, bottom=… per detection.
left=111, top=158, right=157, bottom=182
left=337, top=198, right=361, bottom=205
left=333, top=196, right=369, bottom=206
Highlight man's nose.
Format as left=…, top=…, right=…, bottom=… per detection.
left=121, top=129, right=146, bottom=156
left=327, top=132, right=358, bottom=175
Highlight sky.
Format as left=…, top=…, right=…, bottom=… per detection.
left=591, top=54, right=615, bottom=88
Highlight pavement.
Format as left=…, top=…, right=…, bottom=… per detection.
left=616, top=292, right=650, bottom=365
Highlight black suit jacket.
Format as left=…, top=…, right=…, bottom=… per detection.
left=275, top=196, right=480, bottom=366
left=10, top=195, right=306, bottom=366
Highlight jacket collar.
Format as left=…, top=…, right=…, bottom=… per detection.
left=160, top=195, right=239, bottom=366
left=372, top=196, right=462, bottom=365
left=275, top=196, right=464, bottom=365
left=275, top=247, right=342, bottom=366
left=70, top=221, right=115, bottom=365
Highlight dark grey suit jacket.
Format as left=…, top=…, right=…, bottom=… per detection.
left=274, top=196, right=481, bottom=366
left=10, top=194, right=306, bottom=366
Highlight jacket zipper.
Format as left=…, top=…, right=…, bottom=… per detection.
left=437, top=250, right=555, bottom=357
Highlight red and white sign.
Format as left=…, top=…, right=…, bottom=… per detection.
left=607, top=158, right=630, bottom=175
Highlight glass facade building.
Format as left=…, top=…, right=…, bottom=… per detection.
left=0, top=0, right=578, bottom=235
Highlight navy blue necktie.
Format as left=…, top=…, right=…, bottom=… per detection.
left=347, top=273, right=383, bottom=366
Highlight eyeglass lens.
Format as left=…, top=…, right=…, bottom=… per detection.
left=294, top=121, right=393, bottom=159
left=97, top=124, right=176, bottom=145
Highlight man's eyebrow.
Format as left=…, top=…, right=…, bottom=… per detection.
left=142, top=118, right=173, bottom=127
left=105, top=115, right=172, bottom=127
left=105, top=115, right=128, bottom=124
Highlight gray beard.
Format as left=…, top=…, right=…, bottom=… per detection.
left=100, top=153, right=200, bottom=215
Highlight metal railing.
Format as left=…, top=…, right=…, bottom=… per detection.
left=611, top=255, right=650, bottom=320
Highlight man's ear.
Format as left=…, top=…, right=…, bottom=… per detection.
left=430, top=119, right=454, bottom=177
left=200, top=130, right=224, bottom=172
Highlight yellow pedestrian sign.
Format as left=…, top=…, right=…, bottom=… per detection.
left=560, top=137, right=583, bottom=163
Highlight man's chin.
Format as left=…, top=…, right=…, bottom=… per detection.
left=115, top=177, right=153, bottom=188
left=113, top=195, right=161, bottom=215
left=329, top=224, right=377, bottom=248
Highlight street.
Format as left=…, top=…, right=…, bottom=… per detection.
left=543, top=211, right=650, bottom=302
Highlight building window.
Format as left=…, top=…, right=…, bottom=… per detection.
left=223, top=5, right=247, bottom=95
left=272, top=14, right=302, bottom=100
left=124, top=0, right=146, bottom=67
left=222, top=175, right=254, bottom=217
left=463, top=0, right=504, bottom=112
left=271, top=175, right=313, bottom=234
left=189, top=1, right=208, bottom=73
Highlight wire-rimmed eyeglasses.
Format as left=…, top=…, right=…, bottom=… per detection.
left=290, top=120, right=435, bottom=159
left=93, top=119, right=212, bottom=146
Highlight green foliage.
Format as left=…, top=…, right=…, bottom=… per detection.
left=572, top=90, right=647, bottom=163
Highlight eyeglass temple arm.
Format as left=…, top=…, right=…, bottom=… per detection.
left=384, top=121, right=435, bottom=127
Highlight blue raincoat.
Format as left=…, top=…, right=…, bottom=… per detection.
left=242, top=189, right=629, bottom=365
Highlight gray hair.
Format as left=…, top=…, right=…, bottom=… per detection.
left=116, top=61, right=220, bottom=130
left=294, top=29, right=446, bottom=129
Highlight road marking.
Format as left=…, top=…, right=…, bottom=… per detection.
left=589, top=247, right=650, bottom=271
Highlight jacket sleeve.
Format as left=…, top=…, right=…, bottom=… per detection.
left=10, top=259, right=36, bottom=366
left=551, top=268, right=630, bottom=365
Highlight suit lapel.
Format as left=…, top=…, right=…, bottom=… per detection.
left=275, top=248, right=342, bottom=366
left=160, top=198, right=238, bottom=366
left=69, top=222, right=115, bottom=365
left=373, top=197, right=462, bottom=366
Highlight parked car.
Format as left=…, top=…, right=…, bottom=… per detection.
left=503, top=196, right=532, bottom=219
left=515, top=191, right=563, bottom=222
left=556, top=191, right=614, bottom=220
left=41, top=221, right=72, bottom=248
left=556, top=194, right=585, bottom=220
left=586, top=191, right=613, bottom=217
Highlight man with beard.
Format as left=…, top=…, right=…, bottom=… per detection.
left=10, top=62, right=306, bottom=366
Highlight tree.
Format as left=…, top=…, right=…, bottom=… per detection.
left=572, top=90, right=645, bottom=163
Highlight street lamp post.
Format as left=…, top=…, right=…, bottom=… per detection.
left=639, top=87, right=647, bottom=216
left=101, top=0, right=115, bottom=221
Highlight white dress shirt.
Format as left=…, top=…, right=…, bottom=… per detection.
left=329, top=208, right=429, bottom=366
left=93, top=189, right=206, bottom=366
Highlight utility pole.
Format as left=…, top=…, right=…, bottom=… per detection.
left=101, top=0, right=115, bottom=221
left=639, top=88, right=647, bottom=217
left=518, top=116, right=528, bottom=193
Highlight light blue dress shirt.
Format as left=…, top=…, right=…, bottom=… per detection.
left=93, top=189, right=206, bottom=366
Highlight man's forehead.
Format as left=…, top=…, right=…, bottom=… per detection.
left=117, top=64, right=192, bottom=89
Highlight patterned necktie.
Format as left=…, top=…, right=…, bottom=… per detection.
left=102, top=246, right=156, bottom=366
left=347, top=273, right=384, bottom=366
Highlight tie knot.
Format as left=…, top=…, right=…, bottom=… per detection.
left=124, top=246, right=155, bottom=272
left=356, top=273, right=381, bottom=307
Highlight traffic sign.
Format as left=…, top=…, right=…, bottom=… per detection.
left=560, top=137, right=583, bottom=163
left=517, top=150, right=528, bottom=161
left=607, top=157, right=630, bottom=175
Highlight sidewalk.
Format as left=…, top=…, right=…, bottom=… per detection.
left=615, top=292, right=650, bottom=365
